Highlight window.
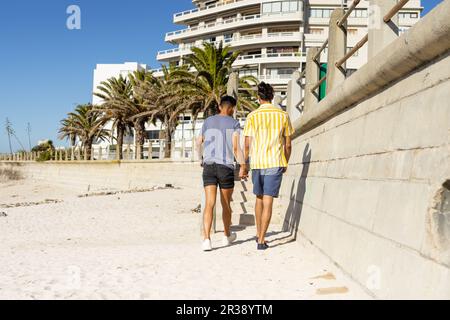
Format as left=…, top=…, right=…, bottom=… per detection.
left=350, top=9, right=368, bottom=18
left=272, top=2, right=281, bottom=12
left=262, top=1, right=301, bottom=15
left=239, top=69, right=258, bottom=77
left=348, top=28, right=357, bottom=36
left=290, top=1, right=298, bottom=12
left=146, top=130, right=161, bottom=140
left=310, top=28, right=324, bottom=34
left=310, top=8, right=333, bottom=18
left=399, top=12, right=419, bottom=19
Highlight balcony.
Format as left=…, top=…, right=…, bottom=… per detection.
left=157, top=32, right=303, bottom=61
left=173, top=0, right=261, bottom=24
left=259, top=73, right=298, bottom=85
left=166, top=11, right=304, bottom=43
left=233, top=52, right=306, bottom=66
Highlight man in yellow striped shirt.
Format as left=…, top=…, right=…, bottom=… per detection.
left=242, top=82, right=295, bottom=251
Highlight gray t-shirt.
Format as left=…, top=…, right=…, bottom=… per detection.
left=201, top=115, right=241, bottom=168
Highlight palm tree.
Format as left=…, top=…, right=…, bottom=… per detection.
left=58, top=114, right=77, bottom=147
left=131, top=65, right=195, bottom=159
left=174, top=42, right=258, bottom=118
left=128, top=69, right=156, bottom=160
left=93, top=75, right=134, bottom=160
left=58, top=104, right=109, bottom=160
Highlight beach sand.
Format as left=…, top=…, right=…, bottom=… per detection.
left=0, top=180, right=371, bottom=300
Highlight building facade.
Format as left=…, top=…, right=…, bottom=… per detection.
left=156, top=0, right=422, bottom=96
left=91, top=1, right=422, bottom=160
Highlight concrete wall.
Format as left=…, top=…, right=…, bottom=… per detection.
left=0, top=161, right=202, bottom=193
left=279, top=2, right=450, bottom=299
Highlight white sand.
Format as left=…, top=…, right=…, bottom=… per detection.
left=0, top=180, right=371, bottom=300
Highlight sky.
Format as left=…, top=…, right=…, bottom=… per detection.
left=0, top=0, right=444, bottom=153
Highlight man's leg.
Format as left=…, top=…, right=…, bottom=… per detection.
left=203, top=185, right=217, bottom=240
left=220, top=188, right=234, bottom=237
left=258, top=196, right=274, bottom=244
left=255, top=196, right=264, bottom=241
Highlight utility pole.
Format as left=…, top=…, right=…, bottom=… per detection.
left=5, top=118, right=13, bottom=154
left=27, top=122, right=32, bottom=151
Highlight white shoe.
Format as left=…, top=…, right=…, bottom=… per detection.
left=222, top=233, right=237, bottom=247
left=202, top=239, right=212, bottom=252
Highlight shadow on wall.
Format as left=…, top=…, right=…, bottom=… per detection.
left=282, top=143, right=312, bottom=240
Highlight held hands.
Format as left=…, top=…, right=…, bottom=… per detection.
left=239, top=165, right=249, bottom=180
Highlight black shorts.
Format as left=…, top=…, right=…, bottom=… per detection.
left=203, top=163, right=235, bottom=189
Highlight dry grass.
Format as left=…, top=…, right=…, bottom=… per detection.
left=0, top=168, right=23, bottom=182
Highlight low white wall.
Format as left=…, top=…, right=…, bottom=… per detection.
left=0, top=161, right=203, bottom=193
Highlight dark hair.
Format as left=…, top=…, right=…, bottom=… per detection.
left=220, top=95, right=237, bottom=108
left=258, top=82, right=274, bottom=101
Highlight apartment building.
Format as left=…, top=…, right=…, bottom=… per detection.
left=156, top=0, right=422, bottom=96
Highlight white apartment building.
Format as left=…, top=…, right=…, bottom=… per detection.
left=156, top=0, right=422, bottom=96
left=91, top=1, right=422, bottom=160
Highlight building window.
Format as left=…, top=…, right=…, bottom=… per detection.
left=262, top=1, right=301, bottom=15
left=310, top=28, right=324, bottom=34
left=399, top=12, right=419, bottom=19
left=350, top=9, right=368, bottom=18
left=239, top=69, right=258, bottom=77
left=348, top=28, right=357, bottom=36
left=146, top=130, right=161, bottom=140
left=310, top=8, right=333, bottom=18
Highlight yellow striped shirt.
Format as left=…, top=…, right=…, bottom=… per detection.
left=243, top=104, right=295, bottom=170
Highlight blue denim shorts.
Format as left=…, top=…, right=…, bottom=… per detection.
left=252, top=167, right=285, bottom=198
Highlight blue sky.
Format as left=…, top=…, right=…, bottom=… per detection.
left=0, top=0, right=443, bottom=152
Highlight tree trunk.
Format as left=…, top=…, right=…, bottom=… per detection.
left=70, top=134, right=76, bottom=147
left=84, top=139, right=93, bottom=160
left=164, top=126, right=173, bottom=159
left=134, top=120, right=146, bottom=160
left=116, top=124, right=125, bottom=160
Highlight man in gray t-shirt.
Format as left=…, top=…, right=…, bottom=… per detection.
left=197, top=96, right=246, bottom=252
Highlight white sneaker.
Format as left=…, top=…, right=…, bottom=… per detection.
left=222, top=233, right=237, bottom=247
left=202, top=239, right=212, bottom=252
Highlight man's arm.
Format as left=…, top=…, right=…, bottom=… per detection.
left=232, top=132, right=244, bottom=165
left=283, top=115, right=295, bottom=173
left=284, top=135, right=292, bottom=164
left=242, top=136, right=252, bottom=177
left=196, top=135, right=204, bottom=166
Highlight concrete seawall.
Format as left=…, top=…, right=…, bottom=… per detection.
left=279, top=2, right=450, bottom=299
left=0, top=161, right=202, bottom=192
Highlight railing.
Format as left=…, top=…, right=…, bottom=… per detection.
left=0, top=141, right=168, bottom=162
left=334, top=0, right=410, bottom=70
left=158, top=32, right=302, bottom=58
left=310, top=0, right=362, bottom=95
left=174, top=0, right=247, bottom=19
left=236, top=52, right=305, bottom=61
left=259, top=74, right=296, bottom=80
left=166, top=12, right=301, bottom=38
left=157, top=48, right=180, bottom=56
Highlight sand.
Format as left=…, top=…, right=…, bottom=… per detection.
left=0, top=180, right=371, bottom=300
